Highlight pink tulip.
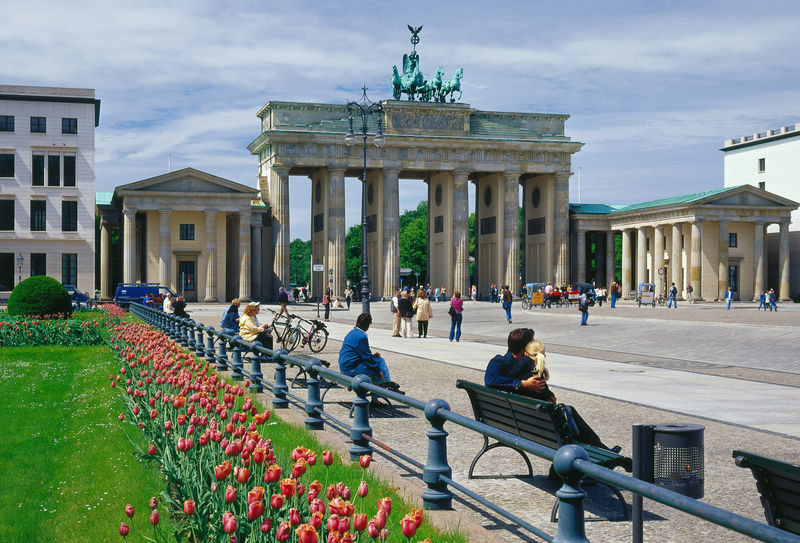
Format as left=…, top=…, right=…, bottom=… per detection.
left=119, top=522, right=130, bottom=537
left=222, top=511, right=237, bottom=534
left=125, top=504, right=134, bottom=518
left=149, top=509, right=160, bottom=525
left=358, top=481, right=368, bottom=498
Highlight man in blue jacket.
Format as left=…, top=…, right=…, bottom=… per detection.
left=338, top=313, right=391, bottom=384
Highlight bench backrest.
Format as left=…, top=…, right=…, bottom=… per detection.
left=456, top=379, right=562, bottom=450
left=734, top=450, right=800, bottom=535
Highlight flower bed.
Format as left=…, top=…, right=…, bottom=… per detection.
left=109, top=321, right=436, bottom=542
left=0, top=314, right=105, bottom=347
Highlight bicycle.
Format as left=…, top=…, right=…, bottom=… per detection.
left=265, top=308, right=297, bottom=350
left=286, top=316, right=329, bottom=353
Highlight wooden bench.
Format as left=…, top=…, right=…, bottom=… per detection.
left=457, top=379, right=632, bottom=521
left=734, top=450, right=800, bottom=535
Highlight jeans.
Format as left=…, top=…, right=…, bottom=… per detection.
left=401, top=317, right=412, bottom=337
left=771, top=299, right=778, bottom=311
left=503, top=302, right=512, bottom=322
left=580, top=310, right=589, bottom=325
left=668, top=295, right=677, bottom=308
left=726, top=298, right=732, bottom=310
left=449, top=312, right=462, bottom=341
left=610, top=293, right=616, bottom=308
left=324, top=304, right=330, bottom=319
left=758, top=301, right=765, bottom=310
left=346, top=296, right=351, bottom=309
left=417, top=320, right=429, bottom=337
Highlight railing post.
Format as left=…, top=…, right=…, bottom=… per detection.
left=195, top=325, right=205, bottom=357
left=553, top=445, right=590, bottom=543
left=217, top=334, right=230, bottom=372
left=179, top=319, right=190, bottom=347
left=170, top=316, right=179, bottom=341
left=187, top=320, right=196, bottom=350
left=205, top=327, right=217, bottom=366
left=421, top=398, right=453, bottom=510
left=230, top=337, right=244, bottom=380
left=303, top=359, right=324, bottom=430
left=348, top=375, right=373, bottom=460
left=249, top=342, right=264, bottom=393
left=272, top=349, right=289, bottom=409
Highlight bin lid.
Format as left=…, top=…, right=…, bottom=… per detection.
left=653, top=423, right=705, bottom=433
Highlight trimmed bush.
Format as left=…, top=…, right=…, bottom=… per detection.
left=7, top=276, right=72, bottom=317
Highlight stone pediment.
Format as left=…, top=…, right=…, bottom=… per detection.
left=698, top=185, right=798, bottom=208
left=115, top=167, right=258, bottom=196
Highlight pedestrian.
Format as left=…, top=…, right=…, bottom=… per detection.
left=277, top=286, right=290, bottom=318
left=344, top=286, right=353, bottom=310
left=441, top=285, right=447, bottom=300
left=724, top=286, right=733, bottom=310
left=448, top=290, right=463, bottom=342
left=163, top=293, right=174, bottom=313
left=667, top=282, right=678, bottom=308
left=501, top=285, right=513, bottom=324
left=391, top=289, right=401, bottom=336
left=769, top=288, right=778, bottom=311
left=596, top=285, right=606, bottom=307
left=322, top=288, right=331, bottom=321
left=413, top=289, right=433, bottom=338
left=471, top=285, right=478, bottom=303
left=434, top=286, right=441, bottom=302
left=398, top=290, right=414, bottom=337
left=686, top=283, right=694, bottom=304
left=578, top=288, right=589, bottom=325
left=758, top=289, right=766, bottom=310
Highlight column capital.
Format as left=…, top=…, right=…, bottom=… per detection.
left=271, top=165, right=290, bottom=176
left=554, top=171, right=573, bottom=180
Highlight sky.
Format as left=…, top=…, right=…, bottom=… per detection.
left=3, top=1, right=799, bottom=240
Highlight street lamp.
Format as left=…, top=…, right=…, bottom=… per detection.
left=345, top=85, right=384, bottom=315
left=16, top=253, right=23, bottom=286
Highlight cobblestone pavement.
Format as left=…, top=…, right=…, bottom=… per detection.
left=189, top=300, right=800, bottom=542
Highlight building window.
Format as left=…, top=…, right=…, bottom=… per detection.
left=728, top=264, right=739, bottom=293
left=758, top=181, right=766, bottom=190
left=758, top=158, right=765, bottom=173
left=179, top=224, right=195, bottom=240
left=32, top=154, right=44, bottom=185
left=62, top=253, right=77, bottom=286
left=31, top=253, right=46, bottom=276
left=30, top=116, right=46, bottom=133
left=0, top=253, right=14, bottom=290
left=0, top=153, right=14, bottom=177
left=62, top=200, right=78, bottom=231
left=63, top=156, right=76, bottom=186
left=48, top=155, right=60, bottom=186
left=0, top=200, right=14, bottom=230
left=728, top=233, right=737, bottom=248
left=0, top=115, right=14, bottom=132
left=31, top=200, right=46, bottom=231
left=62, top=118, right=77, bottom=134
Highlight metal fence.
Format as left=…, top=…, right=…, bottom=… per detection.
left=129, top=303, right=800, bottom=543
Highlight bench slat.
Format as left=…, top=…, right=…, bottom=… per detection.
left=734, top=450, right=800, bottom=535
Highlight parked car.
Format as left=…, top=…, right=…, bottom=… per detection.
left=63, top=285, right=91, bottom=309
left=114, top=283, right=176, bottom=307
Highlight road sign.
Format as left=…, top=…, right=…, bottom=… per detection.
left=399, top=268, right=412, bottom=276
left=657, top=267, right=665, bottom=276
left=312, top=264, right=324, bottom=272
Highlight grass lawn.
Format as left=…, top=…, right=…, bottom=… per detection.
left=0, top=346, right=169, bottom=542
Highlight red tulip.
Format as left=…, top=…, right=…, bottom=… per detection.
left=236, top=467, right=250, bottom=484
left=125, top=504, right=135, bottom=518
left=149, top=510, right=160, bottom=526
left=183, top=499, right=195, bottom=515
left=270, top=494, right=285, bottom=510
left=337, top=516, right=350, bottom=533
left=225, top=485, right=237, bottom=503
left=326, top=514, right=340, bottom=533
left=353, top=513, right=368, bottom=532
left=357, top=481, right=368, bottom=498
left=248, top=500, right=265, bottom=521
left=367, top=520, right=379, bottom=539
left=373, top=509, right=387, bottom=530
left=377, top=497, right=392, bottom=516
left=322, top=450, right=333, bottom=466
left=400, top=514, right=417, bottom=538
left=119, top=413, right=125, bottom=421
left=296, top=523, right=319, bottom=543
left=276, top=520, right=292, bottom=542
left=280, top=478, right=296, bottom=498
left=252, top=447, right=266, bottom=464
left=410, top=508, right=424, bottom=527
left=307, top=452, right=317, bottom=466
left=247, top=486, right=265, bottom=505
left=149, top=496, right=158, bottom=509
left=359, top=455, right=371, bottom=469
left=260, top=517, right=273, bottom=533
left=265, top=464, right=281, bottom=483
left=148, top=444, right=157, bottom=455
left=222, top=511, right=237, bottom=534
left=289, top=507, right=302, bottom=526
left=309, top=511, right=323, bottom=529
left=119, top=522, right=130, bottom=537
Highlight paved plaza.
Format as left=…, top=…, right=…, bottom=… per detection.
left=189, top=299, right=800, bottom=542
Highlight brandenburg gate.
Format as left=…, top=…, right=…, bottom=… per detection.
left=248, top=100, right=583, bottom=299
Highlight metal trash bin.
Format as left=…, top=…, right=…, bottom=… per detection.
left=633, top=422, right=705, bottom=498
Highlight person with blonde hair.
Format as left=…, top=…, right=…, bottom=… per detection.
left=524, top=339, right=555, bottom=403
left=412, top=289, right=433, bottom=338
left=398, top=290, right=415, bottom=337
left=239, top=302, right=273, bottom=348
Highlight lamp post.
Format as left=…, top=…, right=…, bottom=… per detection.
left=345, top=85, right=385, bottom=315
left=16, top=253, right=23, bottom=286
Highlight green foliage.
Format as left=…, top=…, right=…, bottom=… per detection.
left=399, top=202, right=428, bottom=285
left=7, top=275, right=72, bottom=317
left=0, top=315, right=105, bottom=347
left=345, top=223, right=362, bottom=286
left=289, top=238, right=312, bottom=286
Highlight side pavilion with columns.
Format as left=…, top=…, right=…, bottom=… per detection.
left=96, top=168, right=269, bottom=302
left=248, top=100, right=583, bottom=300
left=570, top=185, right=798, bottom=301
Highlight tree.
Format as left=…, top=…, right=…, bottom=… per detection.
left=289, top=238, right=311, bottom=286
left=344, top=224, right=362, bottom=286
left=398, top=202, right=428, bottom=286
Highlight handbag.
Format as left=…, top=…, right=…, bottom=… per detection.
left=448, top=305, right=456, bottom=317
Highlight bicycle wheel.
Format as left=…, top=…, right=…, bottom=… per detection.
left=285, top=328, right=302, bottom=352
left=521, top=297, right=531, bottom=311
left=308, top=328, right=328, bottom=353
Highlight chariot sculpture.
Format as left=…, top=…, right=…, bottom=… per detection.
left=391, top=25, right=464, bottom=103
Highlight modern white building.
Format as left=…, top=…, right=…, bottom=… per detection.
left=0, top=85, right=100, bottom=294
left=722, top=124, right=800, bottom=297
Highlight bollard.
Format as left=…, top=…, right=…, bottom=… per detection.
left=272, top=349, right=289, bottom=409
left=194, top=326, right=205, bottom=357
left=205, top=327, right=216, bottom=366
left=303, top=358, right=324, bottom=430
left=249, top=342, right=264, bottom=393
left=217, top=335, right=229, bottom=372
left=187, top=321, right=196, bottom=350
left=348, top=375, right=373, bottom=460
left=421, top=398, right=453, bottom=510
left=180, top=319, right=190, bottom=347
left=553, top=445, right=590, bottom=543
left=230, top=337, right=244, bottom=380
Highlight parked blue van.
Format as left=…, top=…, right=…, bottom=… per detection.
left=114, top=283, right=176, bottom=307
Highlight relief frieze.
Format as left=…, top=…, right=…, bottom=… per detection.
left=390, top=112, right=463, bottom=131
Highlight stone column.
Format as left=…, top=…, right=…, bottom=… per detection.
left=382, top=170, right=400, bottom=298
left=503, top=173, right=520, bottom=292
left=575, top=227, right=586, bottom=283
left=239, top=211, right=252, bottom=301
left=100, top=220, right=111, bottom=299
left=718, top=220, right=729, bottom=299
left=605, top=230, right=616, bottom=286
left=252, top=221, right=262, bottom=301
left=753, top=222, right=765, bottom=301
left=453, top=172, right=470, bottom=296
left=654, top=225, right=665, bottom=294
left=327, top=168, right=346, bottom=298
left=553, top=173, right=571, bottom=285
left=636, top=227, right=647, bottom=288
left=122, top=207, right=136, bottom=284
left=690, top=221, right=702, bottom=300
left=779, top=219, right=791, bottom=300
left=671, top=223, right=683, bottom=298
left=271, top=166, right=290, bottom=292
left=204, top=211, right=218, bottom=302
left=159, top=210, right=171, bottom=289
left=622, top=228, right=632, bottom=298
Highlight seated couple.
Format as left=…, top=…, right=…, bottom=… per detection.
left=485, top=328, right=620, bottom=453
left=338, top=313, right=399, bottom=404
